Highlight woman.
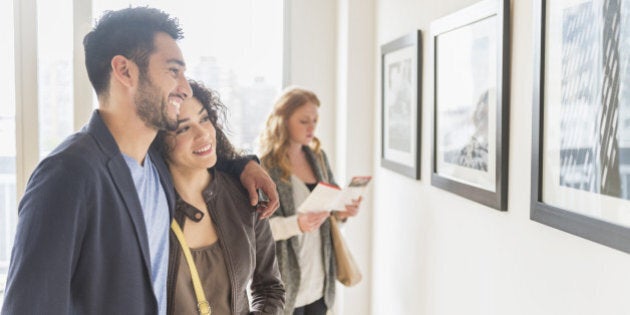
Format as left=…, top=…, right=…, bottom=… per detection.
left=157, top=80, right=285, bottom=314
left=259, top=87, right=361, bottom=315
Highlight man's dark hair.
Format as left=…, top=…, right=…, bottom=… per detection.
left=83, top=6, right=183, bottom=96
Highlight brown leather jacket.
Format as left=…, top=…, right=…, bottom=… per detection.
left=167, top=169, right=285, bottom=314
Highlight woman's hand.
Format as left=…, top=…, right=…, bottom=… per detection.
left=297, top=211, right=330, bottom=233
left=334, top=196, right=362, bottom=221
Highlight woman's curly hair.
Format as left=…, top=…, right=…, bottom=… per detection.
left=155, top=79, right=241, bottom=164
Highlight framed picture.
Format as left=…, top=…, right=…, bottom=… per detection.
left=531, top=0, right=630, bottom=253
left=430, top=0, right=510, bottom=210
left=380, top=31, right=422, bottom=179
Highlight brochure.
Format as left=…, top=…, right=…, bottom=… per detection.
left=297, top=176, right=372, bottom=213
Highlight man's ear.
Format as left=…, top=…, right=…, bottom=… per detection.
left=110, top=55, right=138, bottom=88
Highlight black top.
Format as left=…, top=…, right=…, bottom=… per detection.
left=305, top=182, right=318, bottom=192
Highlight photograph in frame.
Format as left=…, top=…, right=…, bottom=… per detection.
left=531, top=0, right=630, bottom=253
left=430, top=0, right=510, bottom=210
left=380, top=31, right=422, bottom=179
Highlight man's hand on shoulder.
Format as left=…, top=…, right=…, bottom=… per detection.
left=240, top=161, right=279, bottom=219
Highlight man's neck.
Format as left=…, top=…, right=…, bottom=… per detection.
left=99, top=107, right=157, bottom=165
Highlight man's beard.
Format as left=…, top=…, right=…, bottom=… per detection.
left=135, top=74, right=179, bottom=131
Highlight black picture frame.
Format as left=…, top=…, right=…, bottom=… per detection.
left=430, top=0, right=510, bottom=210
left=380, top=31, right=422, bottom=180
left=531, top=0, right=630, bottom=253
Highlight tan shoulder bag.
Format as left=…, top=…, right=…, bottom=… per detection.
left=316, top=152, right=362, bottom=287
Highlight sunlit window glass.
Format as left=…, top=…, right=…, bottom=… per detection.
left=92, top=0, right=284, bottom=152
left=0, top=0, right=16, bottom=306
left=37, top=0, right=74, bottom=159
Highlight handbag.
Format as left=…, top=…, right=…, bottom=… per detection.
left=171, top=220, right=212, bottom=315
left=329, top=215, right=362, bottom=286
left=316, top=151, right=362, bottom=286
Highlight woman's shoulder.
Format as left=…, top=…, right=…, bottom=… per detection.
left=261, top=163, right=284, bottom=183
left=302, top=145, right=328, bottom=159
left=213, top=169, right=246, bottom=194
left=211, top=170, right=256, bottom=217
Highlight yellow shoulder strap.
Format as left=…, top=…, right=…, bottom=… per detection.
left=171, top=220, right=211, bottom=315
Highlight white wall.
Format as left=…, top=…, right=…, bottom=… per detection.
left=290, top=0, right=630, bottom=314
left=335, top=0, right=375, bottom=314
left=370, top=0, right=630, bottom=314
left=286, top=0, right=338, bottom=155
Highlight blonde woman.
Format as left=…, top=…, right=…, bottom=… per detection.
left=259, top=87, right=361, bottom=315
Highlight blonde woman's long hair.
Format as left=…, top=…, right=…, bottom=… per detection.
left=259, top=86, right=321, bottom=182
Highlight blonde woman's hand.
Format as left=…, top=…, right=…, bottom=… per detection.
left=333, top=196, right=362, bottom=221
left=297, top=211, right=330, bottom=233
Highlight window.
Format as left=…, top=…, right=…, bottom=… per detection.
left=93, top=0, right=285, bottom=152
left=37, top=0, right=74, bottom=158
left=0, top=0, right=16, bottom=304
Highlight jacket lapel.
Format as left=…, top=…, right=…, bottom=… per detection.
left=150, top=147, right=176, bottom=218
left=86, top=110, right=153, bottom=279
left=107, top=157, right=152, bottom=276
left=275, top=179, right=295, bottom=217
left=303, top=146, right=325, bottom=182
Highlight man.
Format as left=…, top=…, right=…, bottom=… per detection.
left=1, top=7, right=278, bottom=314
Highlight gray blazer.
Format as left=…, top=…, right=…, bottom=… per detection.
left=267, top=146, right=337, bottom=313
left=2, top=110, right=174, bottom=314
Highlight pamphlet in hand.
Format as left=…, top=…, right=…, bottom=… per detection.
left=297, top=176, right=372, bottom=213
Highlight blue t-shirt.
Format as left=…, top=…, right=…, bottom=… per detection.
left=123, top=153, right=170, bottom=315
